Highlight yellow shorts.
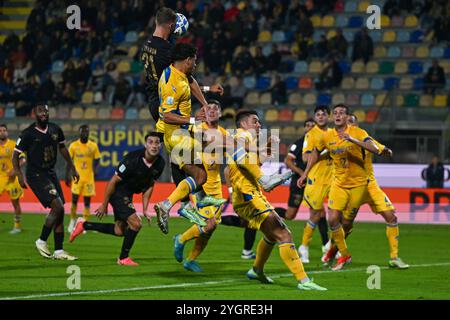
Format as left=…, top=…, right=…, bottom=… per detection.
left=164, top=132, right=201, bottom=169
left=232, top=190, right=273, bottom=230
left=328, top=183, right=367, bottom=213
left=0, top=176, right=23, bottom=200
left=195, top=193, right=223, bottom=225
left=303, top=183, right=330, bottom=211
left=71, top=179, right=96, bottom=197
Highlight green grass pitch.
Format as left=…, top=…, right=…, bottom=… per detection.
left=0, top=213, right=449, bottom=300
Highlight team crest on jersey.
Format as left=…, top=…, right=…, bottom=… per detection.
left=51, top=134, right=58, bottom=141
left=49, top=188, right=57, bottom=195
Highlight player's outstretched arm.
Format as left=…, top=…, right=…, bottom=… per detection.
left=285, top=154, right=304, bottom=176
left=12, top=151, right=26, bottom=189
left=189, top=77, right=209, bottom=107
left=298, top=148, right=319, bottom=187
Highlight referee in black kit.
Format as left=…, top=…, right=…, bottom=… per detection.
left=13, top=104, right=79, bottom=260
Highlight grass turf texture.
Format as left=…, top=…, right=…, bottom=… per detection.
left=0, top=213, right=449, bottom=300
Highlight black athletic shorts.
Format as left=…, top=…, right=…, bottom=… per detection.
left=27, top=171, right=64, bottom=208
left=109, top=188, right=136, bottom=222
left=288, top=176, right=304, bottom=208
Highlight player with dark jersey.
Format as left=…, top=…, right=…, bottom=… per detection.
left=70, top=132, right=165, bottom=266
left=13, top=104, right=79, bottom=260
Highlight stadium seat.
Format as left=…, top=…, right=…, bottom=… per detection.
left=244, top=92, right=259, bottom=105
left=444, top=46, right=450, bottom=59
left=222, top=108, right=236, bottom=119
left=361, top=93, right=375, bottom=107
left=332, top=93, right=346, bottom=105
left=366, top=61, right=379, bottom=73
left=298, top=77, right=313, bottom=89
left=338, top=60, right=351, bottom=74
left=381, top=15, right=390, bottom=28
left=19, top=123, right=29, bottom=131
left=351, top=61, right=365, bottom=73
left=348, top=16, right=363, bottom=28
left=395, top=94, right=404, bottom=106
left=117, top=61, right=131, bottom=73
left=84, top=107, right=97, bottom=119
left=259, top=92, right=272, bottom=105
left=365, top=110, right=379, bottom=123
left=384, top=77, right=399, bottom=90
left=293, top=109, right=307, bottom=122
left=430, top=47, right=444, bottom=58
left=379, top=61, right=394, bottom=74
left=51, top=60, right=64, bottom=73
left=394, top=61, right=408, bottom=74
left=57, top=106, right=70, bottom=119
left=112, top=31, right=125, bottom=44
left=98, top=107, right=111, bottom=120
left=402, top=46, right=415, bottom=58
left=317, top=93, right=331, bottom=106
left=265, top=109, right=278, bottom=122
left=404, top=15, right=418, bottom=27
left=326, top=29, right=337, bottom=40
left=370, top=30, right=382, bottom=42
left=125, top=31, right=138, bottom=43
left=294, top=61, right=308, bottom=73
left=94, top=91, right=103, bottom=104
left=288, top=93, right=302, bottom=105
left=387, top=46, right=401, bottom=58
left=256, top=76, right=271, bottom=90
left=355, top=77, right=369, bottom=90
left=308, top=61, right=322, bottom=73
left=70, top=107, right=84, bottom=119
left=48, top=107, right=57, bottom=119
left=343, top=30, right=355, bottom=43
left=243, top=76, right=256, bottom=89
left=111, top=107, right=125, bottom=119
left=4, top=108, right=15, bottom=119
left=0, top=107, right=5, bottom=118
left=390, top=16, right=404, bottom=27
left=281, top=126, right=296, bottom=136
left=272, top=30, right=286, bottom=42
left=410, top=30, right=423, bottom=43
left=419, top=95, right=433, bottom=107
left=336, top=15, right=348, bottom=27
left=81, top=91, right=94, bottom=104
left=354, top=109, right=366, bottom=122
left=408, top=61, right=423, bottom=74
left=60, top=124, right=73, bottom=133
left=382, top=31, right=396, bottom=42
left=374, top=46, right=386, bottom=58
left=341, top=77, right=355, bottom=89
left=303, top=93, right=316, bottom=105
left=413, top=77, right=424, bottom=90
left=434, top=95, right=447, bottom=107
left=344, top=1, right=357, bottom=12
left=257, top=30, right=271, bottom=42
left=357, top=1, right=370, bottom=12
left=125, top=108, right=138, bottom=120
left=6, top=123, right=18, bottom=131
left=278, top=60, right=294, bottom=72
left=399, top=77, right=413, bottom=90
left=321, top=15, right=335, bottom=27
left=279, top=109, right=294, bottom=122
left=279, top=143, right=288, bottom=156
left=396, top=30, right=410, bottom=42
left=375, top=93, right=387, bottom=106
left=346, top=94, right=360, bottom=106
left=128, top=45, right=138, bottom=58
left=404, top=94, right=419, bottom=107
left=229, top=76, right=239, bottom=88
left=285, top=76, right=298, bottom=90
left=370, top=77, right=384, bottom=90
left=310, top=15, right=321, bottom=27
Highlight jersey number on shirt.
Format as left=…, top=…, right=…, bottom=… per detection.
left=141, top=50, right=158, bottom=81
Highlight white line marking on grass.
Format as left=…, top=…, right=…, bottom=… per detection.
left=1, top=262, right=450, bottom=300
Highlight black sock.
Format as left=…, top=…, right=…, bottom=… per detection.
left=54, top=232, right=64, bottom=251
left=318, top=217, right=329, bottom=245
left=221, top=215, right=241, bottom=227
left=274, top=207, right=286, bottom=218
left=119, top=228, right=139, bottom=260
left=244, top=228, right=257, bottom=251
left=39, top=225, right=52, bottom=242
left=84, top=222, right=116, bottom=235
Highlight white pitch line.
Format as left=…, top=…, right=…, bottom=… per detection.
left=1, top=262, right=450, bottom=300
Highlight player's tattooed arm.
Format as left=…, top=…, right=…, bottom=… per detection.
left=297, top=148, right=319, bottom=187
left=95, top=174, right=120, bottom=219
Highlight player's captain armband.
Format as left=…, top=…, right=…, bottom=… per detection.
left=166, top=96, right=174, bottom=105
left=118, top=164, right=126, bottom=173
left=290, top=144, right=297, bottom=152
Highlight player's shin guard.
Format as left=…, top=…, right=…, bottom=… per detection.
left=254, top=237, right=275, bottom=271
left=331, top=225, right=350, bottom=257
left=180, top=224, right=201, bottom=243
left=119, top=227, right=139, bottom=260
left=301, top=220, right=316, bottom=247
left=168, top=177, right=198, bottom=208
left=386, top=223, right=399, bottom=259
left=188, top=236, right=209, bottom=261
left=279, top=243, right=308, bottom=281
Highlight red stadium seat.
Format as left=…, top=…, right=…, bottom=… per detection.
left=298, top=77, right=312, bottom=89
left=278, top=109, right=294, bottom=122
left=111, top=107, right=125, bottom=119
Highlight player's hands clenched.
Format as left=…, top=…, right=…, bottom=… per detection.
left=210, top=84, right=224, bottom=95
left=95, top=203, right=108, bottom=220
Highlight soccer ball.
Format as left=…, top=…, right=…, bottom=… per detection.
left=174, top=13, right=189, bottom=35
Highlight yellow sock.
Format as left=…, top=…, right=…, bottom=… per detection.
left=14, top=220, right=21, bottom=230
left=83, top=208, right=90, bottom=221
left=180, top=225, right=201, bottom=243
left=188, top=236, right=209, bottom=261
left=279, top=243, right=308, bottom=281
left=70, top=204, right=77, bottom=220
left=386, top=224, right=399, bottom=259
left=331, top=226, right=350, bottom=257
left=254, top=238, right=275, bottom=271
left=168, top=177, right=196, bottom=207
left=301, top=220, right=316, bottom=247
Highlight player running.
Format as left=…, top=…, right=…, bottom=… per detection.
left=299, top=104, right=382, bottom=271
left=0, top=124, right=25, bottom=234
left=70, top=133, right=165, bottom=266
left=67, top=125, right=101, bottom=233
left=228, top=110, right=327, bottom=291
left=322, top=114, right=409, bottom=269
left=298, top=106, right=333, bottom=263
left=13, top=104, right=79, bottom=260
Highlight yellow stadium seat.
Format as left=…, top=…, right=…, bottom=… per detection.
left=374, top=46, right=386, bottom=58
left=308, top=61, right=322, bottom=73
left=70, top=107, right=84, bottom=119
left=294, top=109, right=307, bottom=122
left=332, top=93, right=346, bottom=105
left=222, top=107, right=236, bottom=118
left=19, top=123, right=29, bottom=131
left=196, top=61, right=205, bottom=73
left=382, top=31, right=396, bottom=42
left=394, top=61, right=408, bottom=74
left=84, top=107, right=97, bottom=119
left=265, top=109, right=278, bottom=122
left=419, top=95, right=433, bottom=107
left=381, top=15, right=390, bottom=27
left=49, top=107, right=57, bottom=119
left=326, top=29, right=337, bottom=40
left=395, top=95, right=404, bottom=106
left=139, top=108, right=150, bottom=119
left=375, top=93, right=387, bottom=106
left=0, top=21, right=27, bottom=30
left=303, top=93, right=316, bottom=105
left=441, top=61, right=450, bottom=73
left=260, top=92, right=272, bottom=105
left=257, top=30, right=271, bottom=42
left=405, top=15, right=418, bottom=27
left=288, top=93, right=302, bottom=105
left=142, top=124, right=154, bottom=132
left=399, top=77, right=413, bottom=90
left=310, top=15, right=321, bottom=27
left=6, top=123, right=18, bottom=131
left=366, top=61, right=379, bottom=73
left=128, top=45, right=138, bottom=58
left=342, top=77, right=355, bottom=89
left=98, top=107, right=111, bottom=119
left=355, top=77, right=369, bottom=90
left=416, top=46, right=429, bottom=58
left=358, top=1, right=370, bottom=11
left=81, top=91, right=94, bottom=104
left=281, top=126, right=296, bottom=136
left=117, top=61, right=130, bottom=73
left=290, top=43, right=300, bottom=55
left=296, top=127, right=305, bottom=136
left=434, top=95, right=447, bottom=107
left=321, top=15, right=335, bottom=27
left=249, top=45, right=257, bottom=56
left=244, top=92, right=259, bottom=105
left=351, top=61, right=365, bottom=73
left=60, top=124, right=73, bottom=133
left=353, top=109, right=366, bottom=122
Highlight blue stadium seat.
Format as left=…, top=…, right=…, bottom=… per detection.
left=4, top=108, right=15, bottom=119
left=125, top=108, right=138, bottom=120
left=112, top=31, right=125, bottom=44
left=338, top=60, right=351, bottom=74
left=396, top=30, right=410, bottom=42
left=408, top=61, right=423, bottom=74
left=348, top=16, right=363, bottom=28
left=294, top=61, right=308, bottom=73
left=370, top=78, right=384, bottom=90
left=272, top=30, right=286, bottom=42
left=313, top=31, right=322, bottom=42
left=51, top=60, right=64, bottom=73
left=384, top=77, right=399, bottom=90
left=125, top=31, right=138, bottom=43
left=285, top=77, right=298, bottom=90
left=387, top=46, right=401, bottom=58
left=256, top=76, right=271, bottom=90
left=444, top=46, right=450, bottom=59
left=370, top=30, right=382, bottom=42
left=361, top=93, right=375, bottom=106
left=343, top=30, right=355, bottom=42
left=285, top=30, right=295, bottom=42
left=262, top=44, right=272, bottom=56
left=430, top=47, right=444, bottom=58
left=413, top=77, right=424, bottom=90
left=344, top=1, right=357, bottom=12
left=317, top=93, right=332, bottom=105
left=336, top=15, right=348, bottom=27
left=243, top=76, right=256, bottom=89
left=279, top=60, right=294, bottom=72
left=410, top=30, right=423, bottom=43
